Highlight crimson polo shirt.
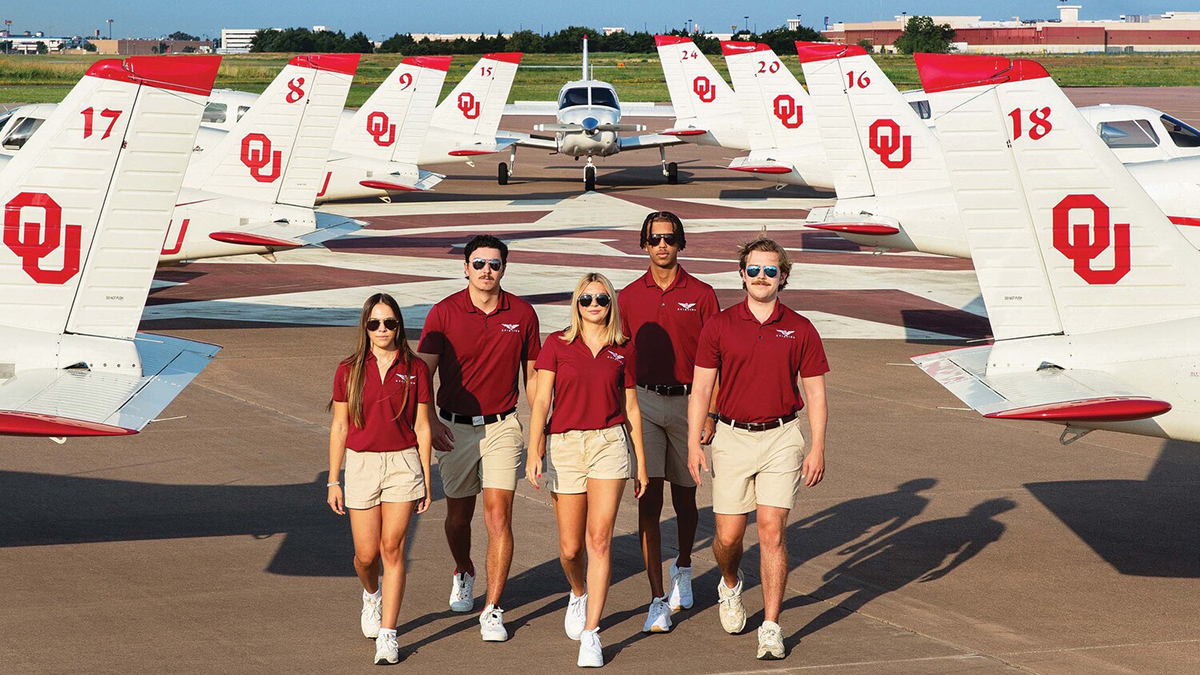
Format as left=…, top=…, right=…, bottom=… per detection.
left=618, top=266, right=720, bottom=386
left=418, top=289, right=541, bottom=416
left=534, top=330, right=635, bottom=434
left=695, top=299, right=829, bottom=423
left=333, top=352, right=432, bottom=452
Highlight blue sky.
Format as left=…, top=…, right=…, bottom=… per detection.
left=6, top=1, right=1186, bottom=40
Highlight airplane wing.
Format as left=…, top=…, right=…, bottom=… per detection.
left=802, top=206, right=901, bottom=236
left=209, top=212, right=368, bottom=250
left=618, top=133, right=688, bottom=151
left=445, top=138, right=518, bottom=156
left=0, top=335, right=219, bottom=436
left=912, top=346, right=1171, bottom=425
left=503, top=131, right=558, bottom=151
left=503, top=101, right=674, bottom=117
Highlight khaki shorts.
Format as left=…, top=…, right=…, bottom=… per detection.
left=544, top=425, right=632, bottom=494
left=344, top=447, right=426, bottom=509
left=710, top=418, right=806, bottom=515
left=436, top=414, right=524, bottom=499
left=636, top=388, right=695, bottom=487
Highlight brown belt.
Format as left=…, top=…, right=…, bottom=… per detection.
left=716, top=412, right=797, bottom=432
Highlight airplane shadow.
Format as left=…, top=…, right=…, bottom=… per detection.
left=1025, top=439, right=1200, bottom=577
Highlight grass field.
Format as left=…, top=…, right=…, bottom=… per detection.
left=4, top=51, right=1200, bottom=107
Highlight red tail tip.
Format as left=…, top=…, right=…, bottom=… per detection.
left=483, top=52, right=522, bottom=64
left=88, top=55, right=221, bottom=96
left=288, top=53, right=360, bottom=76
left=914, top=53, right=1049, bottom=93
left=794, top=41, right=867, bottom=63
left=655, top=34, right=692, bottom=47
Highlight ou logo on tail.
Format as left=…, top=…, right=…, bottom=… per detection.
left=3, top=192, right=82, bottom=285
left=772, top=95, right=802, bottom=129
left=240, top=133, right=282, bottom=183
left=458, top=92, right=480, bottom=119
left=867, top=119, right=912, bottom=169
left=366, top=111, right=396, bottom=147
left=1052, top=194, right=1131, bottom=285
left=692, top=76, right=716, bottom=103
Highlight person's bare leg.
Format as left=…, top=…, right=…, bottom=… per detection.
left=481, top=488, right=515, bottom=606
left=349, top=506, right=383, bottom=593
left=638, top=477, right=665, bottom=598
left=756, top=505, right=790, bottom=623
left=670, top=484, right=699, bottom=568
left=552, top=492, right=588, bottom=596
left=444, top=495, right=476, bottom=576
left=713, top=513, right=748, bottom=588
left=378, top=500, right=417, bottom=630
left=583, top=478, right=626, bottom=630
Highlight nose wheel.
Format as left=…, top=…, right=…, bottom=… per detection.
left=497, top=162, right=509, bottom=185
left=583, top=155, right=597, bottom=192
left=659, top=147, right=679, bottom=184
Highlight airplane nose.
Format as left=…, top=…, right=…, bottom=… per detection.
left=582, top=117, right=599, bottom=135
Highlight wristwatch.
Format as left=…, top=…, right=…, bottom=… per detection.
left=707, top=412, right=719, bottom=421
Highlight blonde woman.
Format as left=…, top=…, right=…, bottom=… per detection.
left=328, top=293, right=433, bottom=665
left=527, top=272, right=649, bottom=668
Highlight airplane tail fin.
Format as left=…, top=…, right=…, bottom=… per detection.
left=655, top=36, right=740, bottom=127
left=0, top=56, right=218, bottom=340
left=187, top=53, right=359, bottom=209
left=338, top=55, right=450, bottom=166
left=431, top=53, right=521, bottom=139
left=797, top=42, right=946, bottom=200
left=721, top=41, right=820, bottom=152
left=916, top=53, right=1200, bottom=340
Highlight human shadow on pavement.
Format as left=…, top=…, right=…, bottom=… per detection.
left=783, top=498, right=1017, bottom=650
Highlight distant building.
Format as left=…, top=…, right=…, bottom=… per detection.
left=825, top=4, right=1200, bottom=53
left=601, top=27, right=625, bottom=35
left=409, top=32, right=513, bottom=42
left=91, top=39, right=212, bottom=55
left=2, top=33, right=70, bottom=54
left=219, top=28, right=259, bottom=54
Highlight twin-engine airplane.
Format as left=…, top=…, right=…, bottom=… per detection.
left=0, top=56, right=221, bottom=437
left=911, top=53, right=1200, bottom=444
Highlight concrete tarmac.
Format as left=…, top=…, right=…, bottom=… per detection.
left=4, top=88, right=1200, bottom=674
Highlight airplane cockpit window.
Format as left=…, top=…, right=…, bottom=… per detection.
left=237, top=106, right=250, bottom=121
left=202, top=102, right=227, bottom=124
left=560, top=87, right=619, bottom=109
left=0, top=111, right=13, bottom=135
left=2, top=117, right=44, bottom=151
left=1162, top=114, right=1200, bottom=148
left=908, top=100, right=931, bottom=120
left=1097, top=119, right=1159, bottom=148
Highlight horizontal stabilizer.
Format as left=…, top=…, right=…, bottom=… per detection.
left=209, top=231, right=302, bottom=249
left=805, top=222, right=901, bottom=236
left=912, top=345, right=1170, bottom=423
left=618, top=133, right=687, bottom=150
left=660, top=127, right=708, bottom=137
left=447, top=138, right=517, bottom=156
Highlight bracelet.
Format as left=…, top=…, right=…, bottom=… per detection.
left=326, top=481, right=340, bottom=487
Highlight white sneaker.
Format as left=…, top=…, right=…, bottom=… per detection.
left=667, top=558, right=693, bottom=610
left=564, top=591, right=588, bottom=640
left=449, top=571, right=475, bottom=613
left=642, top=596, right=672, bottom=633
left=757, top=621, right=785, bottom=660
left=374, top=631, right=399, bottom=665
left=361, top=590, right=382, bottom=639
left=577, top=628, right=604, bottom=668
left=717, top=570, right=747, bottom=634
left=479, top=604, right=509, bottom=642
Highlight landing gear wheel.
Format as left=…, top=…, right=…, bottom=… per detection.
left=498, top=162, right=509, bottom=186
left=584, top=165, right=596, bottom=192
left=666, top=162, right=679, bottom=185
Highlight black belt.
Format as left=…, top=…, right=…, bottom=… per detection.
left=716, top=412, right=797, bottom=432
left=638, top=383, right=691, bottom=396
left=439, top=407, right=516, bottom=427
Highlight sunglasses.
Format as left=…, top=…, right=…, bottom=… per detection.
left=745, top=265, right=779, bottom=279
left=577, top=293, right=611, bottom=307
left=647, top=233, right=677, bottom=247
left=366, top=318, right=400, bottom=332
left=471, top=258, right=503, bottom=271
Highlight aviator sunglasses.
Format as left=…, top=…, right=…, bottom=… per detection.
left=647, top=233, right=677, bottom=247
left=745, top=265, right=779, bottom=279
left=471, top=258, right=503, bottom=271
left=366, top=318, right=400, bottom=332
left=577, top=293, right=611, bottom=307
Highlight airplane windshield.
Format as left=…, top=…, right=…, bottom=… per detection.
left=0, top=111, right=13, bottom=134
left=202, top=102, right=227, bottom=124
left=1097, top=119, right=1159, bottom=148
left=908, top=100, right=931, bottom=120
left=2, top=117, right=43, bottom=151
left=1161, top=114, right=1200, bottom=148
left=560, top=87, right=618, bottom=110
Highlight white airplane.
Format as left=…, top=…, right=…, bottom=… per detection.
left=653, top=35, right=749, bottom=151
left=0, top=56, right=220, bottom=438
left=795, top=42, right=1200, bottom=257
left=911, top=53, right=1200, bottom=444
left=203, top=53, right=523, bottom=194
left=505, top=37, right=686, bottom=191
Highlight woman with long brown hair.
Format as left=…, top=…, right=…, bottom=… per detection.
left=327, top=293, right=433, bottom=665
left=526, top=272, right=649, bottom=668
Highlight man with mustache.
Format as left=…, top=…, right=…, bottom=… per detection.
left=418, top=234, right=541, bottom=643
left=687, top=235, right=830, bottom=661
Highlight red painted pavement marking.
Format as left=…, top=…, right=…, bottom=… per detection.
left=150, top=264, right=435, bottom=305
left=357, top=210, right=552, bottom=231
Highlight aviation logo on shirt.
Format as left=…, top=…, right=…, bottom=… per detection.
left=500, top=323, right=521, bottom=333
left=677, top=302, right=697, bottom=312
left=606, top=352, right=625, bottom=362
left=775, top=329, right=796, bottom=339
left=395, top=374, right=416, bottom=385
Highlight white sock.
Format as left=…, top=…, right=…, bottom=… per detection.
left=571, top=590, right=587, bottom=600
left=378, top=628, right=397, bottom=638
left=364, top=588, right=381, bottom=601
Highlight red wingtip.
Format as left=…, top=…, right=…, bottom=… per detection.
left=655, top=34, right=692, bottom=47
left=729, top=165, right=794, bottom=175
left=404, top=55, right=452, bottom=71
left=914, top=53, right=1049, bottom=93
left=720, top=41, right=766, bottom=56
left=208, top=231, right=302, bottom=249
left=88, top=55, right=221, bottom=96
left=0, top=411, right=138, bottom=437
left=984, top=398, right=1172, bottom=423
left=795, top=41, right=867, bottom=63
left=805, top=222, right=901, bottom=236
left=289, top=53, right=360, bottom=75
left=483, top=52, right=522, bottom=64
left=359, top=179, right=423, bottom=192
